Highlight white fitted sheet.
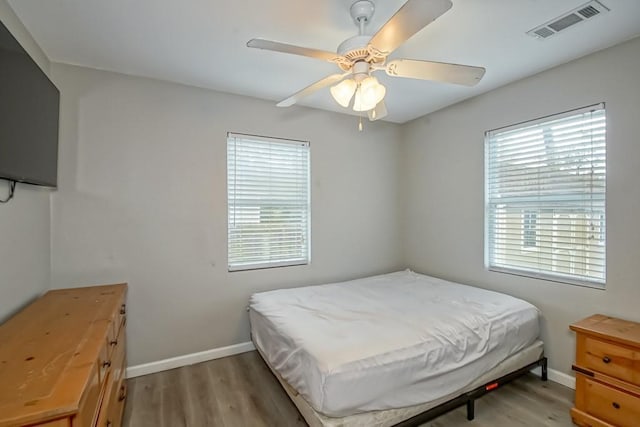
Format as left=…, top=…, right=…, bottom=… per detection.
left=249, top=270, right=540, bottom=417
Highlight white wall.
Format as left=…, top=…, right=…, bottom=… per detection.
left=0, top=2, right=51, bottom=322
left=401, top=36, right=640, bottom=375
left=49, top=63, right=403, bottom=366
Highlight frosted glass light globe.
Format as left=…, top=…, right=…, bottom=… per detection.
left=330, top=79, right=357, bottom=108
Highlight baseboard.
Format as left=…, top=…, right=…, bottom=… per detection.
left=126, top=341, right=256, bottom=378
left=531, top=366, right=576, bottom=389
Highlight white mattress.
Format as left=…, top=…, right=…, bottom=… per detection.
left=249, top=270, right=540, bottom=417
left=259, top=340, right=545, bottom=427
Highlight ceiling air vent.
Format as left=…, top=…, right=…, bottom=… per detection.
left=577, top=5, right=601, bottom=19
left=527, top=0, right=610, bottom=40
left=533, top=27, right=555, bottom=39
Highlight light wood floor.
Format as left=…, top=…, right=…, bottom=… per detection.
left=123, top=351, right=575, bottom=427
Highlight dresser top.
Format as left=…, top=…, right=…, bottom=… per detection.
left=0, top=284, right=127, bottom=426
left=570, top=314, right=640, bottom=348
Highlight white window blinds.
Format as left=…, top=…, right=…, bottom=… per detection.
left=227, top=133, right=310, bottom=271
left=485, top=104, right=606, bottom=287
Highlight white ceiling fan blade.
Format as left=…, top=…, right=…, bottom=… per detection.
left=277, top=73, right=350, bottom=107
left=368, top=101, right=388, bottom=121
left=247, top=38, right=345, bottom=63
left=385, top=59, right=485, bottom=86
left=369, top=0, right=452, bottom=56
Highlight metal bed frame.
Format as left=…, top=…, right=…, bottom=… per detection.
left=393, top=357, right=548, bottom=426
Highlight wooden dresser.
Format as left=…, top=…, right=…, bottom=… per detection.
left=0, top=284, right=128, bottom=427
left=570, top=314, right=640, bottom=427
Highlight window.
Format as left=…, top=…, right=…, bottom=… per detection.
left=227, top=133, right=310, bottom=271
left=485, top=104, right=606, bottom=287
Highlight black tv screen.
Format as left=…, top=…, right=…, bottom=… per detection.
left=0, top=18, right=59, bottom=188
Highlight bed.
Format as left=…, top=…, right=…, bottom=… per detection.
left=249, top=270, right=546, bottom=426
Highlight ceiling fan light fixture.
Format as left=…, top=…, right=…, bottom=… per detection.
left=330, top=79, right=357, bottom=108
left=353, top=76, right=386, bottom=112
left=353, top=89, right=376, bottom=111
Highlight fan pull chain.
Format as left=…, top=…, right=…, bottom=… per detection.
left=358, top=115, right=363, bottom=131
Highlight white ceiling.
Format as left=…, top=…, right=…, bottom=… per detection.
left=7, top=0, right=640, bottom=123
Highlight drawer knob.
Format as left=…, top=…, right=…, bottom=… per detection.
left=103, top=360, right=112, bottom=368
left=120, top=304, right=126, bottom=315
left=110, top=339, right=118, bottom=346
left=106, top=421, right=112, bottom=427
left=118, top=384, right=127, bottom=402
left=612, top=402, right=620, bottom=409
left=602, top=356, right=611, bottom=364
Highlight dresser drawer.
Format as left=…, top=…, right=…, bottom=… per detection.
left=579, top=376, right=640, bottom=427
left=583, top=337, right=640, bottom=386
left=107, top=319, right=126, bottom=361
left=99, top=339, right=112, bottom=385
left=107, top=298, right=126, bottom=348
left=571, top=408, right=616, bottom=427
left=95, top=336, right=127, bottom=427
left=74, top=361, right=103, bottom=427
left=117, top=302, right=127, bottom=334
left=105, top=377, right=127, bottom=427
left=104, top=318, right=126, bottom=377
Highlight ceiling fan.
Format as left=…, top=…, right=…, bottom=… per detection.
left=247, top=0, right=486, bottom=123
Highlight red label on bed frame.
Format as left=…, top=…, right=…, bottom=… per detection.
left=485, top=382, right=499, bottom=391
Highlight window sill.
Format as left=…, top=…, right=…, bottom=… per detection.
left=487, top=266, right=605, bottom=290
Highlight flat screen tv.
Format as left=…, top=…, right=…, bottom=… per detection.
left=0, top=18, right=59, bottom=188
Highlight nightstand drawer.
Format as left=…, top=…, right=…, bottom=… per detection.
left=580, top=377, right=640, bottom=427
left=583, top=337, right=639, bottom=385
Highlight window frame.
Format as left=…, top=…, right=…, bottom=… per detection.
left=484, top=103, right=606, bottom=288
left=226, top=132, right=311, bottom=272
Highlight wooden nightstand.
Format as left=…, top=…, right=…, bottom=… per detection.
left=570, top=314, right=640, bottom=427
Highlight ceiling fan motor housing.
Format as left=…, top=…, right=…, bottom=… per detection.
left=336, top=1, right=385, bottom=71
left=337, top=35, right=371, bottom=61
left=351, top=61, right=370, bottom=81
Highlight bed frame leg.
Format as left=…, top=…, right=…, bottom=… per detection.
left=541, top=357, right=548, bottom=381
left=466, top=399, right=475, bottom=421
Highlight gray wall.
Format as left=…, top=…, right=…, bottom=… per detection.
left=49, top=63, right=404, bottom=366
left=0, top=2, right=51, bottom=322
left=4, top=6, right=638, bottom=376
left=401, top=36, right=640, bottom=375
